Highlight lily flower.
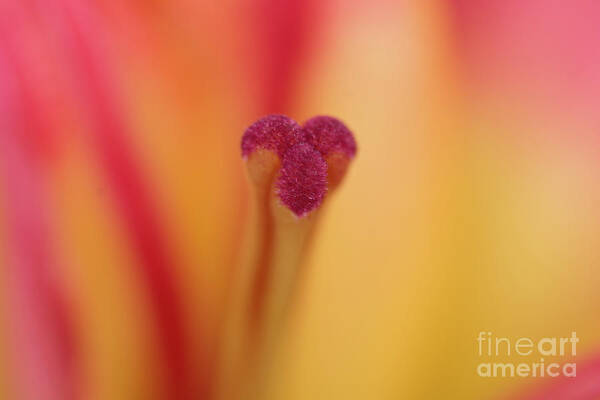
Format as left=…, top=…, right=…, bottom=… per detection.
left=1, top=1, right=599, bottom=400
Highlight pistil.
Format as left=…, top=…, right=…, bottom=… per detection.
left=218, top=114, right=357, bottom=399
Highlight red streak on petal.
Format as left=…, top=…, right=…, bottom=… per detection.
left=248, top=0, right=320, bottom=113
left=0, top=20, right=79, bottom=400
left=41, top=1, right=202, bottom=398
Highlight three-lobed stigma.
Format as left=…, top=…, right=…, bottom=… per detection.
left=241, top=114, right=357, bottom=217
